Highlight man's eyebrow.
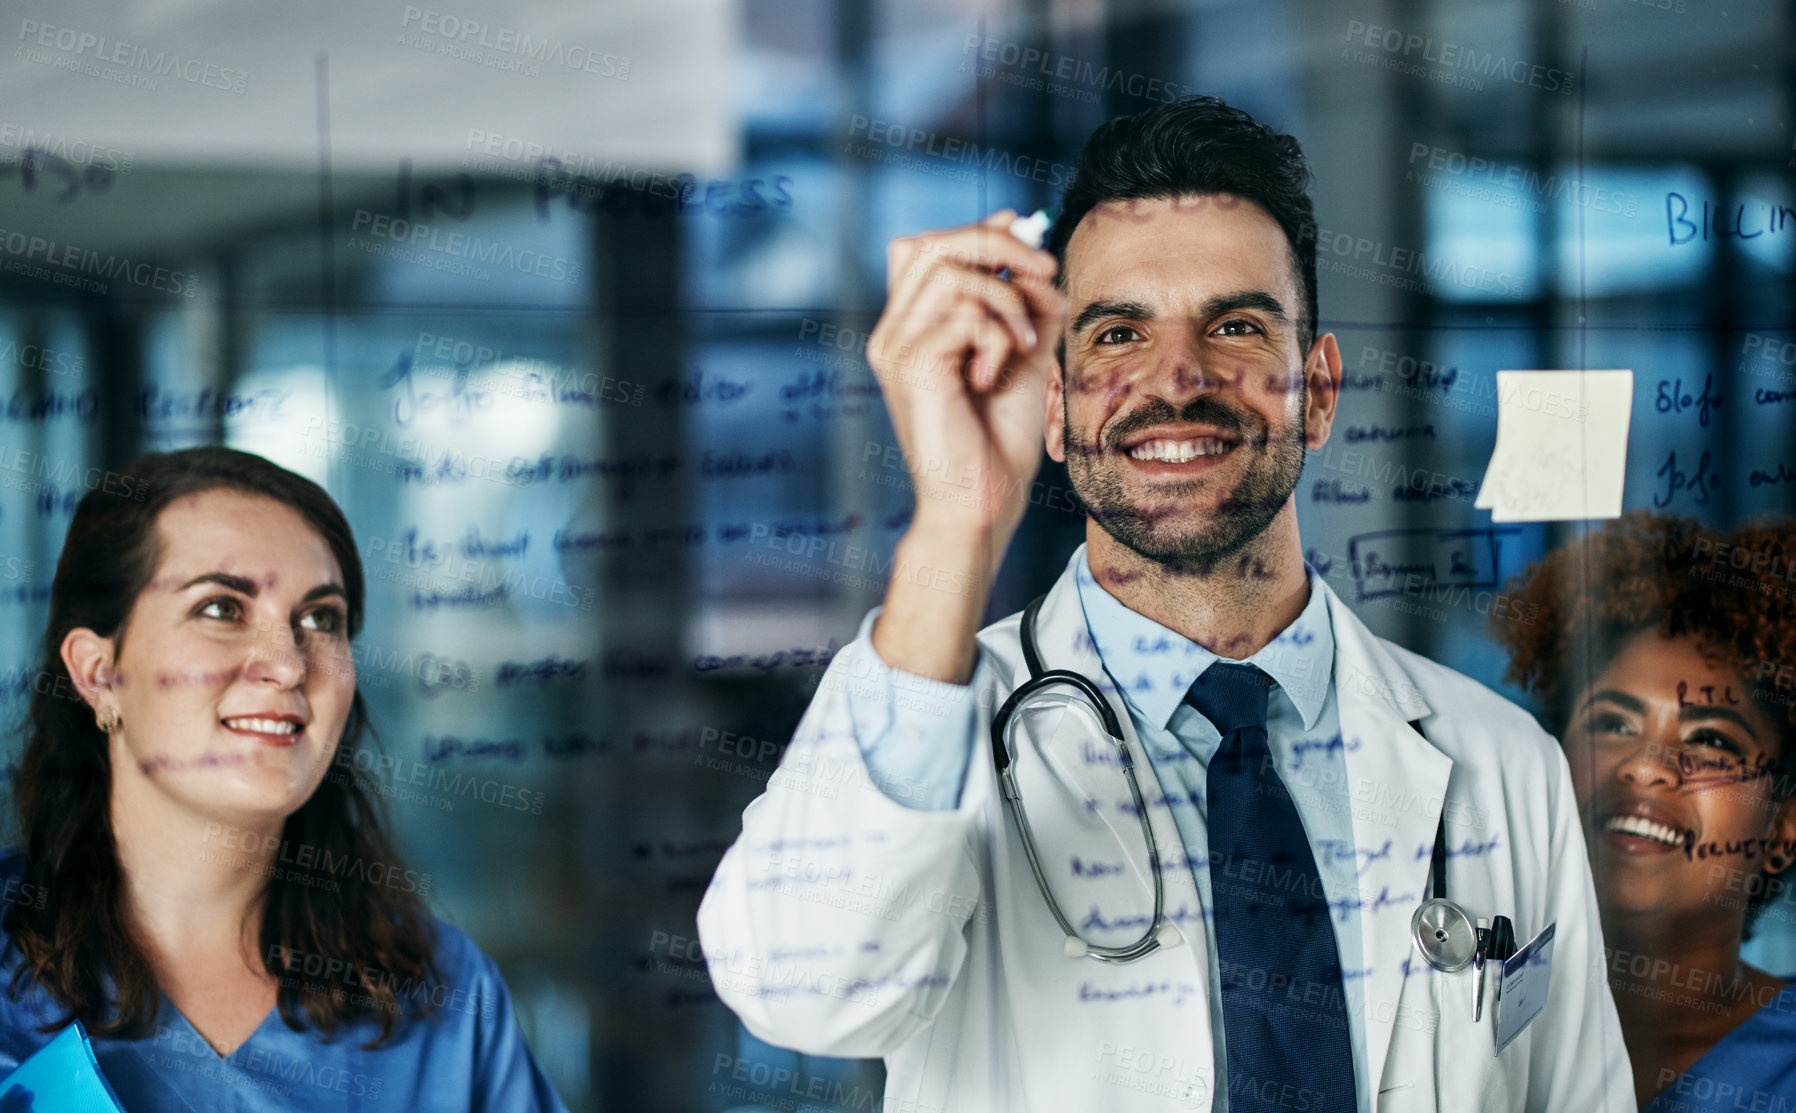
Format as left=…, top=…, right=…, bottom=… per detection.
left=1202, top=290, right=1288, bottom=322
left=1071, top=299, right=1152, bottom=336
left=1069, top=292, right=1289, bottom=337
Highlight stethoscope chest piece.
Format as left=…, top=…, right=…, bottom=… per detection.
left=1411, top=898, right=1477, bottom=972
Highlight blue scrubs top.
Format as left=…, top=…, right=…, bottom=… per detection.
left=1643, top=979, right=1796, bottom=1113
left=0, top=850, right=568, bottom=1112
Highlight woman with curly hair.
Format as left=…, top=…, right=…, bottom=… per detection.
left=1492, top=510, right=1796, bottom=1111
left=0, top=446, right=567, bottom=1110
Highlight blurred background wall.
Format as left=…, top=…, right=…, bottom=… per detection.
left=0, top=0, right=1792, bottom=1108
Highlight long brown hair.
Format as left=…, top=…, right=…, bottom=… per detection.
left=5, top=446, right=438, bottom=1046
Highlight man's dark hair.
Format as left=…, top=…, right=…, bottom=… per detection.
left=1047, top=95, right=1318, bottom=355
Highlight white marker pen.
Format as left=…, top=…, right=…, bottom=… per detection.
left=1008, top=208, right=1052, bottom=250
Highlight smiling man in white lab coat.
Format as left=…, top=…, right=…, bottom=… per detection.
left=698, top=96, right=1631, bottom=1112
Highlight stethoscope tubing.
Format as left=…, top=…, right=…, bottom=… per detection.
left=991, top=596, right=1168, bottom=963
left=992, top=595, right=1467, bottom=973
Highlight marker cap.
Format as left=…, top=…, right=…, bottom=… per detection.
left=1009, top=209, right=1052, bottom=250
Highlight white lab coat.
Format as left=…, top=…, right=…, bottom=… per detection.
left=698, top=551, right=1632, bottom=1112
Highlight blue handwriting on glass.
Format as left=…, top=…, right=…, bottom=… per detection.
left=138, top=384, right=288, bottom=424
left=1654, top=449, right=1716, bottom=507
left=1749, top=463, right=1795, bottom=488
left=424, top=734, right=525, bottom=764
left=1080, top=904, right=1205, bottom=934
left=1312, top=480, right=1372, bottom=504
left=1328, top=885, right=1414, bottom=923
left=1344, top=526, right=1520, bottom=600
left=1666, top=192, right=1796, bottom=245
left=1288, top=733, right=1360, bottom=771
left=533, top=161, right=792, bottom=223
left=0, top=147, right=116, bottom=203
left=1078, top=980, right=1198, bottom=1007
left=1317, top=837, right=1390, bottom=875
left=654, top=371, right=754, bottom=406
left=1392, top=477, right=1478, bottom=504
left=1071, top=857, right=1126, bottom=878
left=379, top=351, right=492, bottom=429
left=495, top=656, right=589, bottom=686
left=1413, top=835, right=1502, bottom=859
left=392, top=525, right=529, bottom=566
left=1655, top=375, right=1721, bottom=427
left=1343, top=425, right=1435, bottom=444
left=692, top=640, right=841, bottom=673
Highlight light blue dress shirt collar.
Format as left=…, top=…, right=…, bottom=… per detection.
left=1072, top=545, right=1334, bottom=730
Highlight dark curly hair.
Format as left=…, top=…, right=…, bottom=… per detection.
left=1048, top=95, right=1318, bottom=354
left=1490, top=510, right=1796, bottom=935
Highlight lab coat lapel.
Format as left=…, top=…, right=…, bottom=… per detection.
left=1322, top=582, right=1452, bottom=1100
left=1025, top=560, right=1208, bottom=955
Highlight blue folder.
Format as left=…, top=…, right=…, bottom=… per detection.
left=0, top=1020, right=128, bottom=1111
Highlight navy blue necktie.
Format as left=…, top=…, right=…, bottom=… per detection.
left=1190, top=662, right=1355, bottom=1113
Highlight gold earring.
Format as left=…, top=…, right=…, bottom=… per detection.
left=95, top=705, right=120, bottom=733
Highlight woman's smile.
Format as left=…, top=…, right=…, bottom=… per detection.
left=218, top=712, right=308, bottom=747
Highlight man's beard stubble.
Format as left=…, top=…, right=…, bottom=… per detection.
left=1062, top=391, right=1307, bottom=574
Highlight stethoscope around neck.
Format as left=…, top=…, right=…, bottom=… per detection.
left=992, top=592, right=1475, bottom=973
left=990, top=594, right=1179, bottom=964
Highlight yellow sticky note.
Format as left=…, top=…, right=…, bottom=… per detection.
left=1475, top=370, right=1633, bottom=522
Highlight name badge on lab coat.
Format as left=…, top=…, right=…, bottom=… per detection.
left=1494, top=921, right=1555, bottom=1054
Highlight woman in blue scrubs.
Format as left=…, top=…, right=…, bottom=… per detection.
left=1494, top=512, right=1796, bottom=1112
left=0, top=446, right=568, bottom=1111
